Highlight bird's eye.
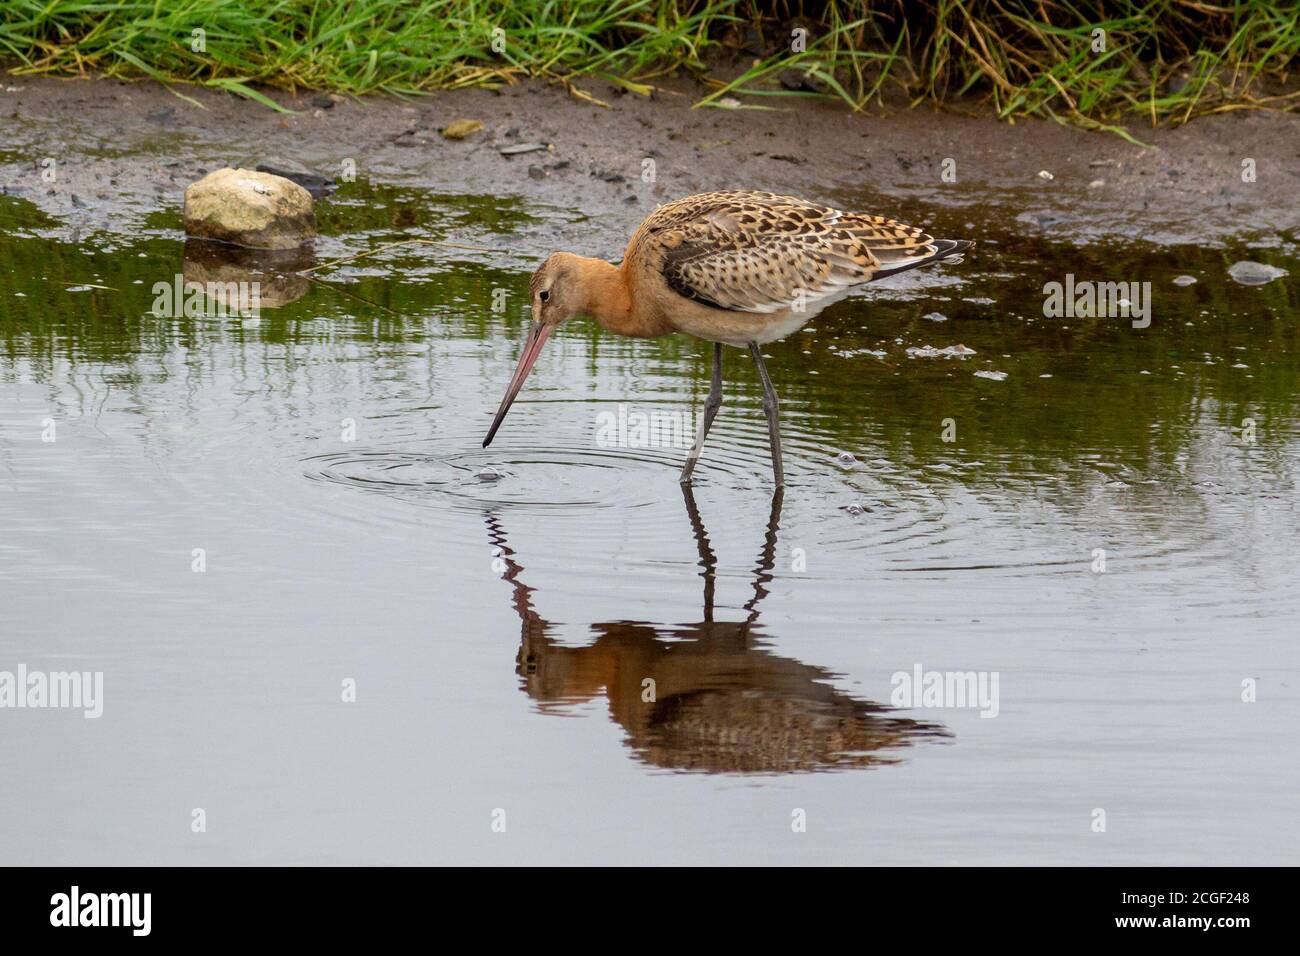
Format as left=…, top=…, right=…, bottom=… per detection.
left=539, top=290, right=550, bottom=303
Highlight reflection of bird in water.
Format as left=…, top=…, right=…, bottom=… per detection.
left=485, top=487, right=949, bottom=774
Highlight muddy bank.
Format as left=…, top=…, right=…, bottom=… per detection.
left=1, top=74, right=1298, bottom=254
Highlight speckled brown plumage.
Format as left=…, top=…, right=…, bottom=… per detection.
left=519, top=189, right=973, bottom=346
left=624, top=189, right=972, bottom=320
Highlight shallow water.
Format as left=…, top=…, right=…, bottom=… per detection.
left=1, top=180, right=1297, bottom=864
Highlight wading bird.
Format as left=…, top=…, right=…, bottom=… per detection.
left=483, top=190, right=972, bottom=486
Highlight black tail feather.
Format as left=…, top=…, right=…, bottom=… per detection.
left=873, top=238, right=975, bottom=280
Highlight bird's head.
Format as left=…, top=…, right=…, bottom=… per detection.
left=528, top=251, right=589, bottom=327
left=483, top=252, right=590, bottom=448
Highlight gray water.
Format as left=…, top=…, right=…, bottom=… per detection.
left=1, top=179, right=1297, bottom=864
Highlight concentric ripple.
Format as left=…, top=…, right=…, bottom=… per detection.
left=303, top=443, right=683, bottom=509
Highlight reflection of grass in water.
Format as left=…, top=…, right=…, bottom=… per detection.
left=314, top=181, right=544, bottom=238
left=140, top=208, right=184, bottom=232
left=0, top=192, right=61, bottom=233
left=783, top=232, right=1299, bottom=488
left=1, top=206, right=1295, bottom=495
left=0, top=2, right=1296, bottom=132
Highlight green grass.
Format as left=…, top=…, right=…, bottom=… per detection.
left=1, top=1, right=1296, bottom=128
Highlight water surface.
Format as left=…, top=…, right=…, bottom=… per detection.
left=1, top=179, right=1297, bottom=864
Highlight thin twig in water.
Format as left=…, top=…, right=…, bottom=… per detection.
left=300, top=274, right=404, bottom=317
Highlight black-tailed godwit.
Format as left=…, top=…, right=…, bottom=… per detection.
left=483, top=190, right=973, bottom=486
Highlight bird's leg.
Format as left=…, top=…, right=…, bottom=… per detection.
left=680, top=342, right=724, bottom=485
left=748, top=342, right=784, bottom=488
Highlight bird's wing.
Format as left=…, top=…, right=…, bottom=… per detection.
left=643, top=191, right=965, bottom=314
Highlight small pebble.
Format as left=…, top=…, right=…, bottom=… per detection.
left=1227, top=261, right=1287, bottom=286
left=907, top=344, right=975, bottom=359
left=442, top=119, right=484, bottom=140
left=1172, top=274, right=1197, bottom=286
left=497, top=142, right=549, bottom=155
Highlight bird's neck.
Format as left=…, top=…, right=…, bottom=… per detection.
left=576, top=257, right=662, bottom=338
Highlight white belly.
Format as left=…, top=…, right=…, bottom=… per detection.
left=668, top=306, right=821, bottom=346
left=663, top=283, right=866, bottom=346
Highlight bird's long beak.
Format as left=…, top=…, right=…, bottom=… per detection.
left=483, top=321, right=553, bottom=447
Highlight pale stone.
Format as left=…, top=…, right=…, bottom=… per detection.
left=184, top=168, right=316, bottom=250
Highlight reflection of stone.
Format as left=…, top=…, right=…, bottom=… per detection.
left=184, top=168, right=316, bottom=249
left=182, top=238, right=311, bottom=310
left=487, top=488, right=949, bottom=775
